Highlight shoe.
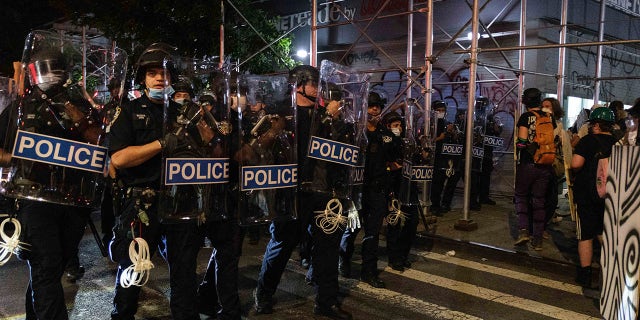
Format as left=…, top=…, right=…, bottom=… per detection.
left=361, top=273, right=385, bottom=288
left=338, top=258, right=351, bottom=278
left=514, top=229, right=530, bottom=246
left=314, top=304, right=352, bottom=320
left=542, top=230, right=551, bottom=240
left=469, top=203, right=481, bottom=211
left=389, top=261, right=404, bottom=272
left=65, top=265, right=85, bottom=283
left=300, top=258, right=310, bottom=269
left=480, top=198, right=496, bottom=205
left=575, top=266, right=593, bottom=288
left=530, top=237, right=543, bottom=251
left=551, top=215, right=563, bottom=224
left=253, top=288, right=273, bottom=314
left=403, top=260, right=412, bottom=268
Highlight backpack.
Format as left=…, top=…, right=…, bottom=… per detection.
left=532, top=110, right=556, bottom=165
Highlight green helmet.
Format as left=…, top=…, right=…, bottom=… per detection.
left=588, top=107, right=615, bottom=123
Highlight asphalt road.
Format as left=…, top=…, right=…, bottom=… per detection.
left=0, top=211, right=601, bottom=320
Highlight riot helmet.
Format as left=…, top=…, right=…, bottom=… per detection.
left=134, top=43, right=178, bottom=87
left=432, top=100, right=447, bottom=119
left=475, top=96, right=490, bottom=111
left=521, top=88, right=542, bottom=108
left=368, top=92, right=386, bottom=108
left=289, top=65, right=319, bottom=87
left=383, top=111, right=403, bottom=137
left=588, top=107, right=615, bottom=123
left=173, top=79, right=194, bottom=105
left=27, top=47, right=68, bottom=96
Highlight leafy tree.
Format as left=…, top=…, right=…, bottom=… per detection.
left=49, top=0, right=295, bottom=74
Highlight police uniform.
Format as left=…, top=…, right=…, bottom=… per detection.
left=385, top=120, right=420, bottom=271
left=255, top=66, right=352, bottom=319
left=339, top=121, right=394, bottom=286
left=108, top=94, right=170, bottom=319
left=1, top=92, right=90, bottom=320
left=196, top=105, right=242, bottom=320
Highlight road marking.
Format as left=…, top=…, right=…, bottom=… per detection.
left=385, top=266, right=599, bottom=320
left=413, top=251, right=583, bottom=295
left=347, top=278, right=484, bottom=320
left=266, top=256, right=483, bottom=319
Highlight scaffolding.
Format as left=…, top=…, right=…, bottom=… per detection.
left=298, top=0, right=640, bottom=227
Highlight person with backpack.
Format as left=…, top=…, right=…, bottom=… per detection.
left=571, top=107, right=617, bottom=288
left=514, top=88, right=556, bottom=251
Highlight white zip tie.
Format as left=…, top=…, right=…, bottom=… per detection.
left=119, top=237, right=154, bottom=288
left=0, top=218, right=29, bottom=266
left=315, top=198, right=347, bottom=234
left=386, top=198, right=408, bottom=227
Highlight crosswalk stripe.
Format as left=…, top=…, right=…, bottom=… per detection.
left=385, top=266, right=599, bottom=320
left=413, top=251, right=583, bottom=295
left=346, top=278, right=484, bottom=320
left=274, top=256, right=483, bottom=319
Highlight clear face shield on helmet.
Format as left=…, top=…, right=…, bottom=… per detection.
left=1, top=30, right=128, bottom=207
left=235, top=74, right=297, bottom=226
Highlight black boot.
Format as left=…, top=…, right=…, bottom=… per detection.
left=575, top=266, right=592, bottom=288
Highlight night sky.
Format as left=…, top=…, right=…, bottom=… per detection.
left=0, top=1, right=64, bottom=77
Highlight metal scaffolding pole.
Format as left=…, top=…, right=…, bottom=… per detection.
left=557, top=0, right=568, bottom=106
left=594, top=0, right=607, bottom=103
left=407, top=0, right=414, bottom=102
left=422, top=0, right=434, bottom=215
left=311, top=0, right=317, bottom=67
left=454, top=0, right=479, bottom=231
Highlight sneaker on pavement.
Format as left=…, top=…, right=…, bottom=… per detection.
left=361, top=273, right=385, bottom=288
left=514, top=229, right=530, bottom=246
left=530, top=237, right=543, bottom=251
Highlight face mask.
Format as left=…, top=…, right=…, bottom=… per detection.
left=230, top=95, right=247, bottom=111
left=436, top=111, right=445, bottom=119
left=391, top=128, right=401, bottom=136
left=174, top=98, right=186, bottom=105
left=542, top=107, right=551, bottom=114
left=147, top=86, right=175, bottom=100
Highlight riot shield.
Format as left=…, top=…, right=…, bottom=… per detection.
left=0, top=30, right=127, bottom=207
left=399, top=99, right=435, bottom=205
left=302, top=60, right=368, bottom=232
left=158, top=59, right=231, bottom=223
left=236, top=74, right=296, bottom=225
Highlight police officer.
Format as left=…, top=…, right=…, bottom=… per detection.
left=429, top=100, right=458, bottom=215
left=383, top=111, right=421, bottom=272
left=338, top=92, right=394, bottom=288
left=195, top=88, right=242, bottom=320
left=254, top=65, right=351, bottom=319
left=1, top=41, right=93, bottom=320
left=108, top=43, right=190, bottom=319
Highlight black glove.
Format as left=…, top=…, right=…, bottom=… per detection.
left=526, top=141, right=539, bottom=156
left=159, top=133, right=179, bottom=155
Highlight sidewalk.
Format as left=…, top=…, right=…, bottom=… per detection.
left=420, top=190, right=579, bottom=266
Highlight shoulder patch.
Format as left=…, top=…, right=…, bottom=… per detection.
left=382, top=135, right=392, bottom=143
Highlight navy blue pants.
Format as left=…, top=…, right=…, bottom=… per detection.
left=256, top=192, right=342, bottom=308
left=197, top=219, right=242, bottom=320
left=20, top=200, right=88, bottom=320
left=339, top=189, right=387, bottom=276
left=386, top=204, right=419, bottom=265
left=110, top=197, right=161, bottom=320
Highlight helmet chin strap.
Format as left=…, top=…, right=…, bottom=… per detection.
left=300, top=86, right=316, bottom=103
